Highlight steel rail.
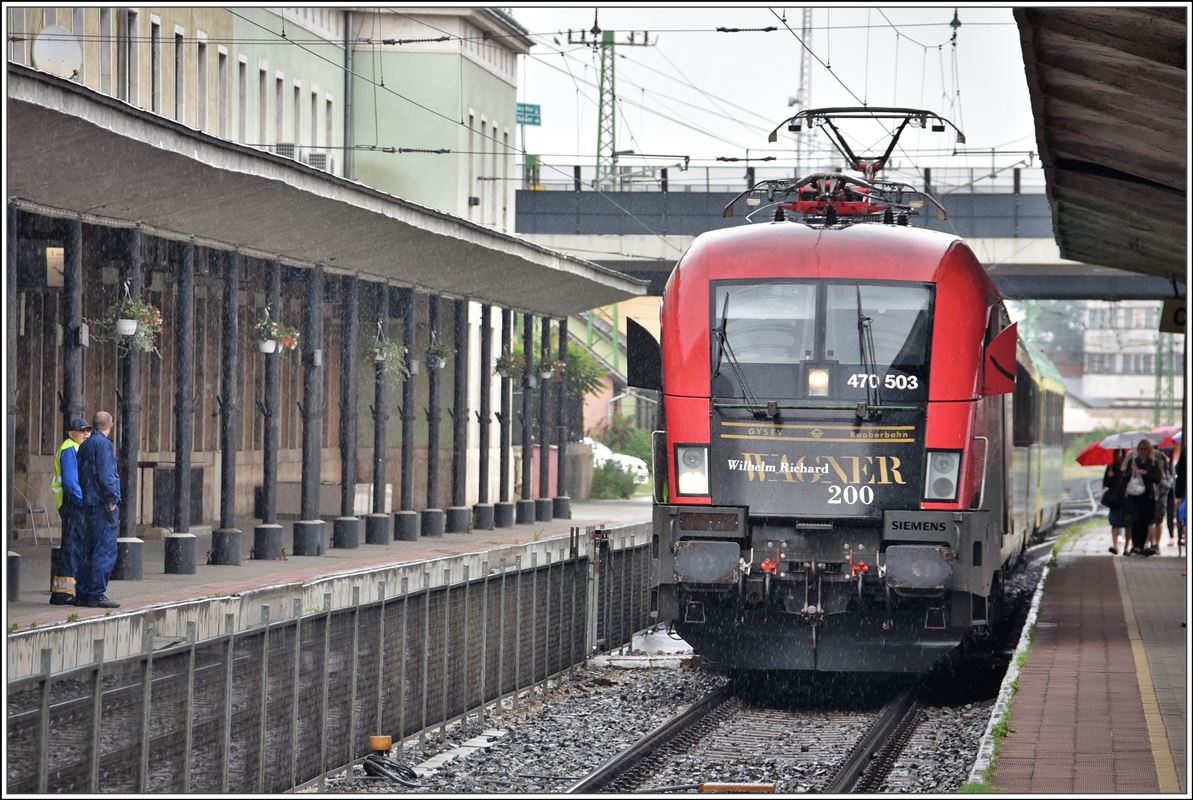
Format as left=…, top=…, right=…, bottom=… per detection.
left=565, top=683, right=734, bottom=793
left=823, top=688, right=918, bottom=794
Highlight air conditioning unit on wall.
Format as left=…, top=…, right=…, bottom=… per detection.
left=306, top=152, right=336, bottom=174
left=274, top=142, right=298, bottom=160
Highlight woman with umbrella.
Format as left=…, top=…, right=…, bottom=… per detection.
left=1100, top=448, right=1128, bottom=554
left=1121, top=438, right=1163, bottom=556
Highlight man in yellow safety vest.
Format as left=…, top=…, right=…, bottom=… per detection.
left=50, top=417, right=91, bottom=604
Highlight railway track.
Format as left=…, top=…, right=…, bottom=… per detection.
left=1055, top=477, right=1101, bottom=528
left=567, top=684, right=920, bottom=793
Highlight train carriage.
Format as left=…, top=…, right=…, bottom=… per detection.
left=628, top=186, right=1064, bottom=673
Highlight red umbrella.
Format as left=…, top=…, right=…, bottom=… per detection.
left=1150, top=424, right=1182, bottom=449
left=1074, top=440, right=1115, bottom=466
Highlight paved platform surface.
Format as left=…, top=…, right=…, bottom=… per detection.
left=4, top=498, right=652, bottom=630
left=992, top=526, right=1187, bottom=793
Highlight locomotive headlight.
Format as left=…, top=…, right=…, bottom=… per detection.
left=807, top=368, right=830, bottom=397
left=676, top=445, right=710, bottom=495
left=924, top=450, right=962, bottom=501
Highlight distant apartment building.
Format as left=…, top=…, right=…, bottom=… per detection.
left=1055, top=300, right=1184, bottom=434
left=9, top=6, right=531, bottom=214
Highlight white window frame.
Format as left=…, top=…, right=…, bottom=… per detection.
left=292, top=79, right=302, bottom=147
left=99, top=8, right=112, bottom=94
left=257, top=62, right=268, bottom=146
left=274, top=71, right=285, bottom=146
left=173, top=26, right=185, bottom=122
left=150, top=16, right=162, bottom=113
left=217, top=46, right=228, bottom=137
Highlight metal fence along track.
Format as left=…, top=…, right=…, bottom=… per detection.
left=6, top=526, right=650, bottom=793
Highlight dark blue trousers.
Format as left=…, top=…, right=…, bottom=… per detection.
left=51, top=504, right=86, bottom=602
left=76, top=505, right=118, bottom=602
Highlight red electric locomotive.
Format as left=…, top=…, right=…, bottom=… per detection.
left=628, top=109, right=1063, bottom=672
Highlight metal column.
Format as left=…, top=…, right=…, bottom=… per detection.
left=6, top=205, right=17, bottom=598
left=423, top=295, right=445, bottom=535
left=250, top=260, right=283, bottom=561
left=446, top=298, right=470, bottom=532
left=334, top=274, right=361, bottom=549
left=494, top=308, right=514, bottom=527
left=554, top=317, right=571, bottom=518
left=516, top=313, right=536, bottom=523
left=536, top=318, right=554, bottom=521
left=365, top=284, right=392, bottom=544
left=61, top=218, right=84, bottom=432
left=172, top=240, right=194, bottom=533
left=294, top=265, right=326, bottom=554
left=395, top=288, right=419, bottom=540
left=474, top=303, right=495, bottom=529
left=113, top=226, right=145, bottom=581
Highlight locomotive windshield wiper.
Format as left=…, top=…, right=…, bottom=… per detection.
left=856, top=284, right=882, bottom=419
left=712, top=295, right=770, bottom=418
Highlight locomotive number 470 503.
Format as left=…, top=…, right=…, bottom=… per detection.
left=846, top=372, right=919, bottom=390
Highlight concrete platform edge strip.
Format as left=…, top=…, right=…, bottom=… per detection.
left=1114, top=557, right=1181, bottom=793
left=5, top=520, right=651, bottom=680
left=967, top=560, right=1051, bottom=787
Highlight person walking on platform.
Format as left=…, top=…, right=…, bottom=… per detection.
left=1148, top=447, right=1175, bottom=552
left=49, top=418, right=92, bottom=604
left=76, top=411, right=121, bottom=608
left=1122, top=438, right=1162, bottom=556
left=1101, top=450, right=1127, bottom=555
left=1175, top=447, right=1186, bottom=556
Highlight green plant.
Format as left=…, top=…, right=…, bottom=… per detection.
left=99, top=290, right=164, bottom=356
left=368, top=338, right=410, bottom=383
left=494, top=350, right=526, bottom=378
left=8, top=623, right=18, bottom=634
left=66, top=612, right=80, bottom=623
left=591, top=460, right=637, bottom=499
left=594, top=414, right=653, bottom=464
left=425, top=334, right=454, bottom=369
left=252, top=311, right=300, bottom=351
left=28, top=621, right=38, bottom=629
left=510, top=339, right=608, bottom=397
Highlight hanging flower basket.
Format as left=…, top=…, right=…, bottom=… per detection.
left=100, top=293, right=163, bottom=356
left=546, top=359, right=567, bottom=379
left=494, top=351, right=525, bottom=378
left=368, top=338, right=410, bottom=385
left=252, top=314, right=300, bottom=355
left=425, top=339, right=454, bottom=370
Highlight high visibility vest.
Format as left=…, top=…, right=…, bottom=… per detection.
left=51, top=437, right=81, bottom=510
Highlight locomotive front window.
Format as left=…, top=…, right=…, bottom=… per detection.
left=824, top=284, right=932, bottom=369
left=712, top=283, right=816, bottom=364
left=710, top=280, right=933, bottom=401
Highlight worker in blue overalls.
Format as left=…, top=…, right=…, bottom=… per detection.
left=50, top=417, right=92, bottom=604
left=77, top=410, right=122, bottom=608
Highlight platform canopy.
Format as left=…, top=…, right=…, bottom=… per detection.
left=1015, top=7, right=1187, bottom=283
left=6, top=64, right=646, bottom=316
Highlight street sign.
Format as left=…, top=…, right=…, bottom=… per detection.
left=516, top=103, right=541, bottom=126
left=1159, top=297, right=1186, bottom=333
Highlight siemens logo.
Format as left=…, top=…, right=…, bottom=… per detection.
left=890, top=520, right=947, bottom=532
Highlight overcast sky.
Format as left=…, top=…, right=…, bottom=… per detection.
left=508, top=5, right=1037, bottom=182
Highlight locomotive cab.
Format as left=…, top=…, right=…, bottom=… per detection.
left=632, top=222, right=1061, bottom=673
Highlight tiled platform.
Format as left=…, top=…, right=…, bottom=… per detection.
left=4, top=498, right=652, bottom=631
left=991, top=527, right=1187, bottom=793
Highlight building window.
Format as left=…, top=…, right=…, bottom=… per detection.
left=150, top=19, right=161, bottom=113
left=275, top=75, right=284, bottom=145
left=258, top=67, right=268, bottom=146
left=217, top=49, right=228, bottom=137
left=197, top=39, right=209, bottom=130
left=238, top=59, right=248, bottom=142
left=293, top=83, right=302, bottom=146
left=99, top=9, right=112, bottom=94
left=9, top=8, right=27, bottom=65
left=174, top=29, right=185, bottom=121
left=310, top=89, right=318, bottom=150
left=44, top=8, right=56, bottom=26
left=125, top=10, right=139, bottom=105
left=502, top=129, right=510, bottom=230
left=325, top=97, right=333, bottom=157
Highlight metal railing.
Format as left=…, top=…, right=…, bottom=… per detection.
left=6, top=526, right=652, bottom=793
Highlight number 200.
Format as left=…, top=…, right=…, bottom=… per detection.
left=827, top=485, right=875, bottom=505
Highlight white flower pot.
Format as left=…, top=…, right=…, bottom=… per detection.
left=540, top=370, right=553, bottom=379
left=116, top=318, right=138, bottom=336
left=428, top=356, right=446, bottom=370
left=259, top=339, right=277, bottom=353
